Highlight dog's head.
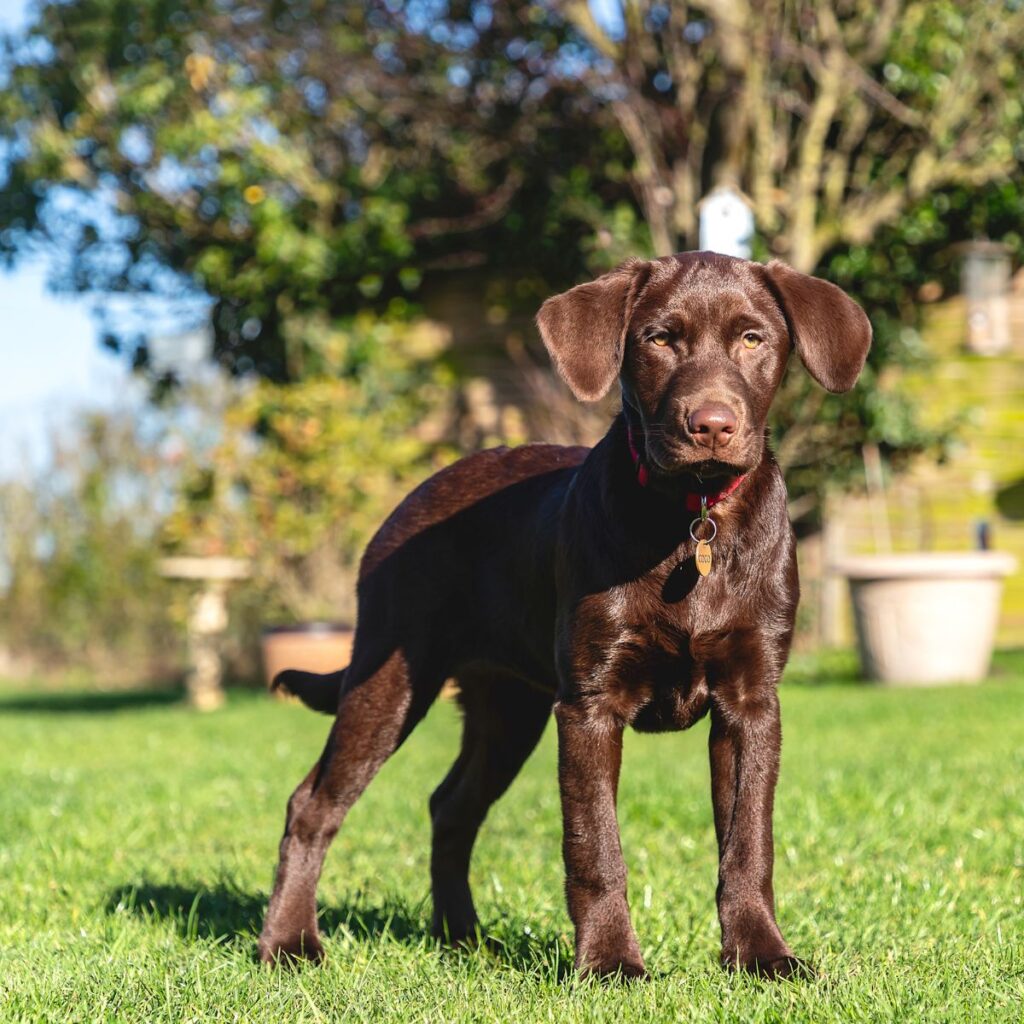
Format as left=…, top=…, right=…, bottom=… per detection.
left=536, top=252, right=871, bottom=483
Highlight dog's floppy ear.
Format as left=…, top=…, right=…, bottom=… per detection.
left=765, top=260, right=872, bottom=393
left=536, top=259, right=651, bottom=402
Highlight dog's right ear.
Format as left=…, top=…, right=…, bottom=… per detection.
left=536, top=259, right=651, bottom=402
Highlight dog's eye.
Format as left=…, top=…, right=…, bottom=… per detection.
left=742, top=332, right=762, bottom=349
left=651, top=335, right=670, bottom=347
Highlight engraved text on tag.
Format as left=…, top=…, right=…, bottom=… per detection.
left=695, top=538, right=713, bottom=576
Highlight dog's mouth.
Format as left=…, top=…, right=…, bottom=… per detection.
left=655, top=462, right=749, bottom=498
left=646, top=443, right=753, bottom=481
left=677, top=457, right=745, bottom=483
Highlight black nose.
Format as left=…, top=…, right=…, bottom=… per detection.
left=687, top=403, right=738, bottom=447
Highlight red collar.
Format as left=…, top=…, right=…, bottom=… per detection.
left=626, top=423, right=747, bottom=513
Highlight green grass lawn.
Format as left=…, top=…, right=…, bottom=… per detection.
left=2, top=655, right=1022, bottom=1023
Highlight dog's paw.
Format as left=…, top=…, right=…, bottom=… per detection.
left=578, top=955, right=648, bottom=982
left=258, top=931, right=325, bottom=966
left=724, top=952, right=813, bottom=981
left=430, top=919, right=485, bottom=949
left=430, top=901, right=484, bottom=948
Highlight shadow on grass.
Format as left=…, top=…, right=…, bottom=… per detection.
left=991, top=647, right=1024, bottom=679
left=782, top=648, right=864, bottom=687
left=106, top=881, right=570, bottom=976
left=0, top=688, right=184, bottom=715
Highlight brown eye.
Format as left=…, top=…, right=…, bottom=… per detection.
left=742, top=332, right=762, bottom=349
left=652, top=335, right=670, bottom=347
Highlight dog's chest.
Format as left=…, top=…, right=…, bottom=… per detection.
left=592, top=554, right=761, bottom=731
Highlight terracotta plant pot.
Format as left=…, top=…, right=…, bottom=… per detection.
left=835, top=552, right=1017, bottom=685
left=261, top=623, right=354, bottom=690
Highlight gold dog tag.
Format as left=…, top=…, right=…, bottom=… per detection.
left=695, top=539, right=713, bottom=576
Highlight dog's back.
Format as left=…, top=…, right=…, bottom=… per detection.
left=277, top=442, right=587, bottom=712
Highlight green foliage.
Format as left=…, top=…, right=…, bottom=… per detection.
left=552, top=1, right=1024, bottom=517
left=164, top=315, right=457, bottom=622
left=2, top=0, right=1023, bottom=529
left=774, top=178, right=1024, bottom=516
left=0, top=411, right=179, bottom=678
left=0, top=0, right=627, bottom=378
left=1, top=673, right=1022, bottom=1021
left=0, top=314, right=457, bottom=669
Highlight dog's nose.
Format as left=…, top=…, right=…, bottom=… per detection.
left=687, top=403, right=738, bottom=447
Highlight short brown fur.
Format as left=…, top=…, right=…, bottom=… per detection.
left=259, top=252, right=871, bottom=979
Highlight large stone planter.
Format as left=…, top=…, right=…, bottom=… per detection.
left=836, top=553, right=1017, bottom=685
left=261, top=622, right=354, bottom=690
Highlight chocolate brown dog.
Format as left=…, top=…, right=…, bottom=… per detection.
left=258, top=251, right=871, bottom=979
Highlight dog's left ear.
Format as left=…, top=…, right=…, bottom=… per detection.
left=765, top=261, right=872, bottom=393
left=536, top=259, right=651, bottom=402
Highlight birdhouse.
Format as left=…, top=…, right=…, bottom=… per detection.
left=698, top=185, right=754, bottom=259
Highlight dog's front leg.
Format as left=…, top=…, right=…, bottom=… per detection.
left=709, top=687, right=808, bottom=978
left=555, top=699, right=645, bottom=979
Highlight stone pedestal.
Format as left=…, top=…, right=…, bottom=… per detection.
left=159, top=557, right=250, bottom=710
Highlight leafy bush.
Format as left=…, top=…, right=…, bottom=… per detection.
left=163, top=314, right=456, bottom=623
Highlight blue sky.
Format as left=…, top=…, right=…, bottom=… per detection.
left=0, top=0, right=132, bottom=473
left=0, top=262, right=131, bottom=469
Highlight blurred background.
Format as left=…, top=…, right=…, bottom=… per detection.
left=0, top=0, right=1021, bottom=702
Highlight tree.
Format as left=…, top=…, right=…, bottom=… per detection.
left=0, top=0, right=633, bottom=378
left=558, top=0, right=1024, bottom=272
left=552, top=1, right=1023, bottom=518
left=0, top=1, right=642, bottom=634
left=3, top=0, right=1021, bottom=528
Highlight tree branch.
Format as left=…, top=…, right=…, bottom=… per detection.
left=407, top=169, right=523, bottom=240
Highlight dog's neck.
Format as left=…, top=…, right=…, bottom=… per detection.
left=624, top=420, right=748, bottom=512
left=617, top=408, right=751, bottom=511
left=594, top=412, right=784, bottom=551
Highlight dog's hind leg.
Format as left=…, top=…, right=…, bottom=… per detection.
left=429, top=673, right=552, bottom=943
left=259, top=647, right=445, bottom=964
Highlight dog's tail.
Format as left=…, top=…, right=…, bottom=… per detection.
left=272, top=668, right=345, bottom=715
